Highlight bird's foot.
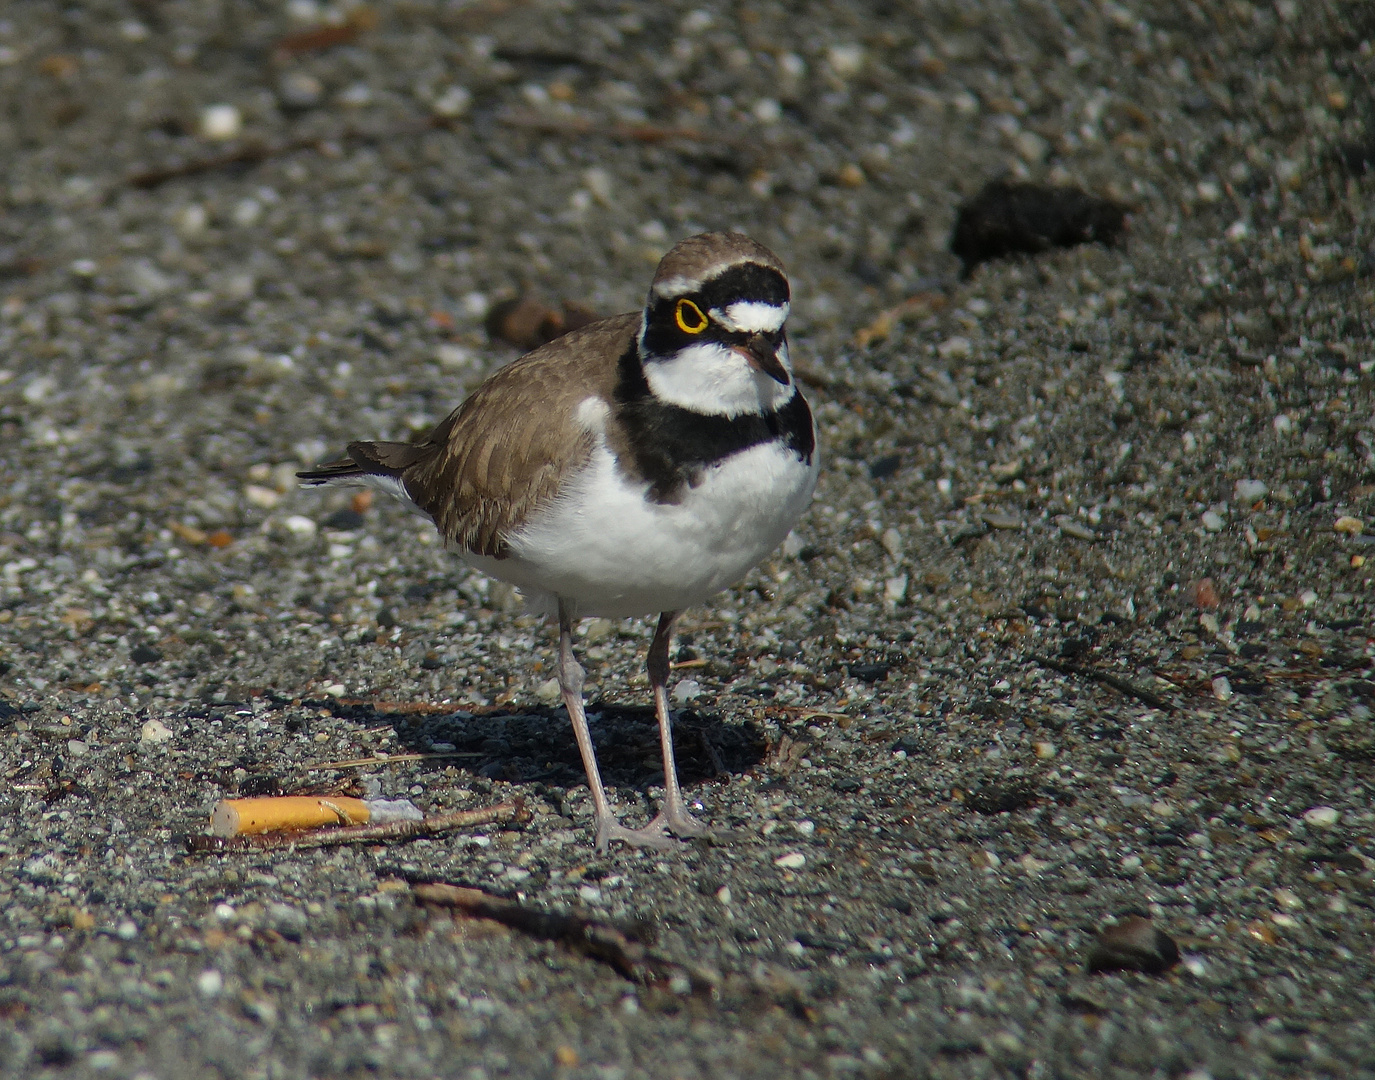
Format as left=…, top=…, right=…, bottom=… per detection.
left=594, top=815, right=676, bottom=852
left=647, top=805, right=711, bottom=839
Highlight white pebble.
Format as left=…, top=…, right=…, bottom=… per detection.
left=432, top=85, right=471, bottom=118
left=715, top=885, right=732, bottom=905
left=826, top=43, right=865, bottom=78
left=1299, top=589, right=1318, bottom=607
left=937, top=336, right=972, bottom=361
left=435, top=343, right=474, bottom=369
left=231, top=197, right=262, bottom=227
left=792, top=820, right=815, bottom=837
left=774, top=851, right=806, bottom=870
left=883, top=575, right=908, bottom=604
left=672, top=679, right=703, bottom=703
left=199, top=104, right=242, bottom=141
left=213, top=903, right=237, bottom=922
left=196, top=969, right=224, bottom=997
left=116, top=920, right=138, bottom=940
left=140, top=718, right=173, bottom=744
left=753, top=98, right=782, bottom=124
left=244, top=484, right=281, bottom=509
left=1211, top=676, right=1233, bottom=702
left=1201, top=510, right=1225, bottom=532
left=535, top=678, right=562, bottom=704
left=283, top=515, right=317, bottom=538
left=1234, top=479, right=1268, bottom=504
left=1303, top=806, right=1340, bottom=828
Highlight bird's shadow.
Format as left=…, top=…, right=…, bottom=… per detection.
left=336, top=699, right=767, bottom=794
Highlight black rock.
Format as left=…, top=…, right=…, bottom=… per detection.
left=868, top=453, right=902, bottom=480
left=950, top=181, right=1127, bottom=277
left=130, top=644, right=163, bottom=664
left=322, top=507, right=366, bottom=531
left=848, top=662, right=891, bottom=683
left=1086, top=916, right=1180, bottom=975
left=965, top=779, right=1037, bottom=814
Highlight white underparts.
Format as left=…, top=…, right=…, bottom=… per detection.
left=642, top=341, right=794, bottom=417
left=472, top=433, right=819, bottom=618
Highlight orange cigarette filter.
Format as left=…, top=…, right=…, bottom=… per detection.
left=211, top=796, right=372, bottom=838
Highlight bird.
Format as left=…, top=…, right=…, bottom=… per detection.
left=298, top=232, right=818, bottom=850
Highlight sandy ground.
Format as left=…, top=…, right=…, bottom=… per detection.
left=1, top=1, right=1374, bottom=1077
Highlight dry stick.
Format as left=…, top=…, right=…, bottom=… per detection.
left=496, top=109, right=748, bottom=148
left=186, top=800, right=526, bottom=854
left=309, top=751, right=482, bottom=770
left=413, top=882, right=680, bottom=984
left=1028, top=654, right=1174, bottom=712
left=126, top=117, right=453, bottom=190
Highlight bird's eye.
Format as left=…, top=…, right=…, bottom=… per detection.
left=674, top=298, right=708, bottom=334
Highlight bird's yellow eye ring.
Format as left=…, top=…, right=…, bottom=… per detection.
left=675, top=298, right=708, bottom=334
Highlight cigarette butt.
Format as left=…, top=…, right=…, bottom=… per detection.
left=211, top=796, right=372, bottom=837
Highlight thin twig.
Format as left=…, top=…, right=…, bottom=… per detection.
left=309, top=751, right=482, bottom=769
left=414, top=882, right=680, bottom=983
left=127, top=118, right=452, bottom=190
left=186, top=799, right=526, bottom=853
left=1029, top=655, right=1173, bottom=711
left=497, top=109, right=748, bottom=148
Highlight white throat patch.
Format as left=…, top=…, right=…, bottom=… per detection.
left=642, top=340, right=794, bottom=417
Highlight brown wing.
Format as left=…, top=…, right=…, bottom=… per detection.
left=400, top=312, right=638, bottom=557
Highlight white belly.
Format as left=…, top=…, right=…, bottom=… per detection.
left=464, top=439, right=818, bottom=618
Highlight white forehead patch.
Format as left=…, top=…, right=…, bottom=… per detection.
left=710, top=300, right=789, bottom=334
left=650, top=274, right=703, bottom=299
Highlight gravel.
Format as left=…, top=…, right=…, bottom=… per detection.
left=2, top=1, right=1375, bottom=1078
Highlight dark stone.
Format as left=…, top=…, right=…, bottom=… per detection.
left=950, top=180, right=1127, bottom=277
left=848, top=662, right=891, bottom=683
left=130, top=644, right=163, bottom=664
left=965, top=779, right=1036, bottom=814
left=1086, top=916, right=1180, bottom=975
left=322, top=507, right=366, bottom=531
left=868, top=453, right=902, bottom=480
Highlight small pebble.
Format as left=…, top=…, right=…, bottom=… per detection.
left=278, top=72, right=323, bottom=109
left=534, top=678, right=562, bottom=704
left=244, top=484, right=281, bottom=509
left=196, top=969, right=224, bottom=997
left=1334, top=516, right=1364, bottom=536
left=774, top=851, right=806, bottom=869
left=1234, top=478, right=1268, bottom=504
left=1303, top=805, right=1340, bottom=828
left=1086, top=916, right=1180, bottom=975
left=1201, top=510, right=1225, bottom=532
left=1211, top=676, right=1233, bottom=702
left=432, top=85, right=471, bottom=118
left=981, top=511, right=1022, bottom=530
left=671, top=679, right=703, bottom=703
left=1058, top=518, right=1097, bottom=541
left=283, top=515, right=318, bottom=538
left=937, top=336, right=972, bottom=361
left=199, top=104, right=242, bottom=141
left=140, top=718, right=173, bottom=744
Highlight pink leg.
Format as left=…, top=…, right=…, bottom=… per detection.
left=556, top=601, right=672, bottom=851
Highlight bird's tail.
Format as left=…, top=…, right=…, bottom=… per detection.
left=296, top=440, right=430, bottom=489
